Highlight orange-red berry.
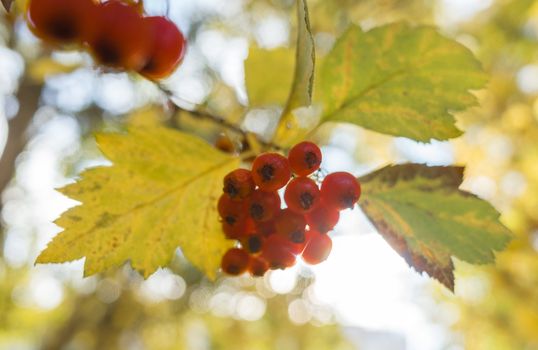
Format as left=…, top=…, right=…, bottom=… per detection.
left=222, top=219, right=254, bottom=240
left=248, top=189, right=281, bottom=222
left=87, top=0, right=152, bottom=70
left=221, top=248, right=250, bottom=275
left=306, top=202, right=340, bottom=233
left=252, top=153, right=291, bottom=192
left=223, top=168, right=255, bottom=200
left=302, top=231, right=332, bottom=265
left=27, top=0, right=97, bottom=45
left=248, top=256, right=270, bottom=277
left=261, top=234, right=297, bottom=269
left=275, top=208, right=307, bottom=244
left=284, top=177, right=321, bottom=214
left=139, top=16, right=186, bottom=80
left=288, top=141, right=322, bottom=176
left=255, top=219, right=277, bottom=237
left=218, top=194, right=246, bottom=227
left=320, top=172, right=361, bottom=210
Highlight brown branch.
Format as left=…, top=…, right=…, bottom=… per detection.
left=160, top=85, right=282, bottom=152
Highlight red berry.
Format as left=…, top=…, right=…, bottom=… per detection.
left=218, top=194, right=246, bottom=227
left=242, top=234, right=265, bottom=255
left=284, top=177, right=321, bottom=214
left=223, top=169, right=255, bottom=200
left=252, top=153, right=291, bottom=192
left=275, top=208, right=307, bottom=244
left=87, top=0, right=152, bottom=70
left=222, top=219, right=254, bottom=240
left=320, top=172, right=361, bottom=210
left=288, top=141, right=322, bottom=176
left=248, top=256, right=270, bottom=277
left=255, top=219, right=276, bottom=237
left=221, top=248, right=250, bottom=275
left=302, top=231, right=332, bottom=265
left=218, top=195, right=254, bottom=239
left=248, top=189, right=281, bottom=222
left=139, top=16, right=186, bottom=80
left=288, top=240, right=306, bottom=255
left=306, top=202, right=340, bottom=233
left=261, top=234, right=297, bottom=269
left=26, top=0, right=97, bottom=45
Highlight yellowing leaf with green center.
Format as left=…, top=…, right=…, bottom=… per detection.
left=318, top=23, right=488, bottom=141
left=36, top=110, right=238, bottom=279
left=359, top=164, right=512, bottom=291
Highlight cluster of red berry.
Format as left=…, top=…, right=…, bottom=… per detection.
left=218, top=142, right=361, bottom=277
left=26, top=0, right=186, bottom=79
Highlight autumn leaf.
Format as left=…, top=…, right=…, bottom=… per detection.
left=245, top=47, right=295, bottom=107
left=28, top=57, right=81, bottom=83
left=273, top=0, right=316, bottom=147
left=318, top=23, right=488, bottom=142
left=284, top=0, right=315, bottom=112
left=36, top=110, right=238, bottom=279
left=359, top=164, right=512, bottom=291
left=245, top=0, right=315, bottom=140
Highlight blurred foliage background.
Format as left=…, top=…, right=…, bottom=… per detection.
left=1, top=0, right=537, bottom=349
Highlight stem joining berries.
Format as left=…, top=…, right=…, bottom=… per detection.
left=218, top=141, right=361, bottom=277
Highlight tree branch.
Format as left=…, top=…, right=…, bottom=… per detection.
left=160, top=85, right=282, bottom=152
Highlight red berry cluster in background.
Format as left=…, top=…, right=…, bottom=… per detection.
left=26, top=0, right=186, bottom=79
left=219, top=142, right=362, bottom=277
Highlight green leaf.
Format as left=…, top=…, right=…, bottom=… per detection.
left=36, top=109, right=238, bottom=279
left=318, top=23, right=488, bottom=142
left=1, top=0, right=13, bottom=12
left=245, top=47, right=295, bottom=107
left=273, top=0, right=317, bottom=147
left=359, top=164, right=512, bottom=291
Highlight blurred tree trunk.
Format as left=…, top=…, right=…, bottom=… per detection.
left=0, top=79, right=41, bottom=212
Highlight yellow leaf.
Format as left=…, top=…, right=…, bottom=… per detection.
left=28, top=57, right=80, bottom=83
left=274, top=0, right=316, bottom=147
left=36, top=109, right=238, bottom=279
left=245, top=47, right=294, bottom=107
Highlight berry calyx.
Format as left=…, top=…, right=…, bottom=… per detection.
left=306, top=202, right=340, bottom=233
left=302, top=231, right=332, bottom=265
left=27, top=0, right=97, bottom=45
left=139, top=16, right=186, bottom=80
left=284, top=177, right=321, bottom=214
left=87, top=0, right=152, bottom=70
left=288, top=141, right=322, bottom=176
left=320, top=172, right=361, bottom=210
left=242, top=234, right=265, bottom=255
left=275, top=208, right=307, bottom=244
left=221, top=248, right=250, bottom=275
left=252, top=153, right=291, bottom=192
left=223, top=169, right=255, bottom=200
left=248, top=190, right=281, bottom=222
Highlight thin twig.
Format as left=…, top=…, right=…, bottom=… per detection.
left=158, top=84, right=283, bottom=151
